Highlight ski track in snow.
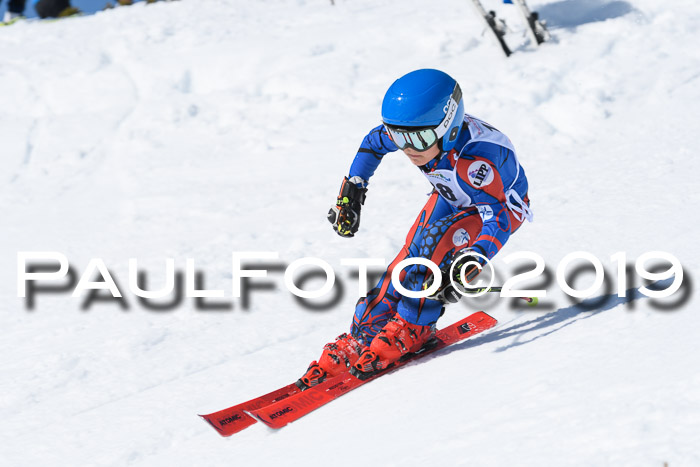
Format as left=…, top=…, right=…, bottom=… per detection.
left=1, top=0, right=699, bottom=465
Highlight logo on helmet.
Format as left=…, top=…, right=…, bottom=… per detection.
left=442, top=98, right=457, bottom=129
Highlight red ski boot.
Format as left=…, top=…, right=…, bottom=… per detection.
left=296, top=333, right=364, bottom=390
left=350, top=316, right=435, bottom=379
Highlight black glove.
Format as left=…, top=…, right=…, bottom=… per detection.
left=327, top=177, right=368, bottom=237
left=423, top=250, right=483, bottom=303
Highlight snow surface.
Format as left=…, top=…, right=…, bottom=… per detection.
left=1, top=0, right=699, bottom=465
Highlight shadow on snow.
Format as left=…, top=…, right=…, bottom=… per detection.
left=443, top=277, right=686, bottom=355
left=538, top=0, right=635, bottom=29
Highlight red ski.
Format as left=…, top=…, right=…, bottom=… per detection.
left=199, top=383, right=300, bottom=436
left=249, top=311, right=497, bottom=429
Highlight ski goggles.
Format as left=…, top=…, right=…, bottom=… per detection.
left=385, top=83, right=462, bottom=152
left=385, top=125, right=440, bottom=152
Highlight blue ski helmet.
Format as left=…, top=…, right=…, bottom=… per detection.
left=381, top=69, right=465, bottom=152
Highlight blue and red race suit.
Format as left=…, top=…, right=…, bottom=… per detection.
left=349, top=113, right=533, bottom=345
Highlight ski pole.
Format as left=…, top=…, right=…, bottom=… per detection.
left=464, top=286, right=539, bottom=306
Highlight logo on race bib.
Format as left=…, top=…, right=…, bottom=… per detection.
left=427, top=172, right=451, bottom=183
left=477, top=205, right=493, bottom=221
left=467, top=161, right=494, bottom=188
left=452, top=228, right=470, bottom=247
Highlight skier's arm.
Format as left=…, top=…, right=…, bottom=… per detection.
left=471, top=203, right=512, bottom=260
left=455, top=156, right=514, bottom=259
left=347, top=124, right=398, bottom=186
left=328, top=125, right=397, bottom=237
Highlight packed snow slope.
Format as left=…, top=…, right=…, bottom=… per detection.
left=1, top=0, right=699, bottom=465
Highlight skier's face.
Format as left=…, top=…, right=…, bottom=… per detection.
left=403, top=145, right=440, bottom=166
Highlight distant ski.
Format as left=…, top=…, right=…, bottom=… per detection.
left=249, top=311, right=497, bottom=429
left=511, top=0, right=549, bottom=45
left=0, top=16, right=23, bottom=27
left=469, top=0, right=512, bottom=56
left=0, top=12, right=83, bottom=28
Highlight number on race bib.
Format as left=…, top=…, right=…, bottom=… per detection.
left=436, top=183, right=457, bottom=202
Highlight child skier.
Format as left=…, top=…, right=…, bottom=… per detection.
left=298, top=68, right=532, bottom=388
